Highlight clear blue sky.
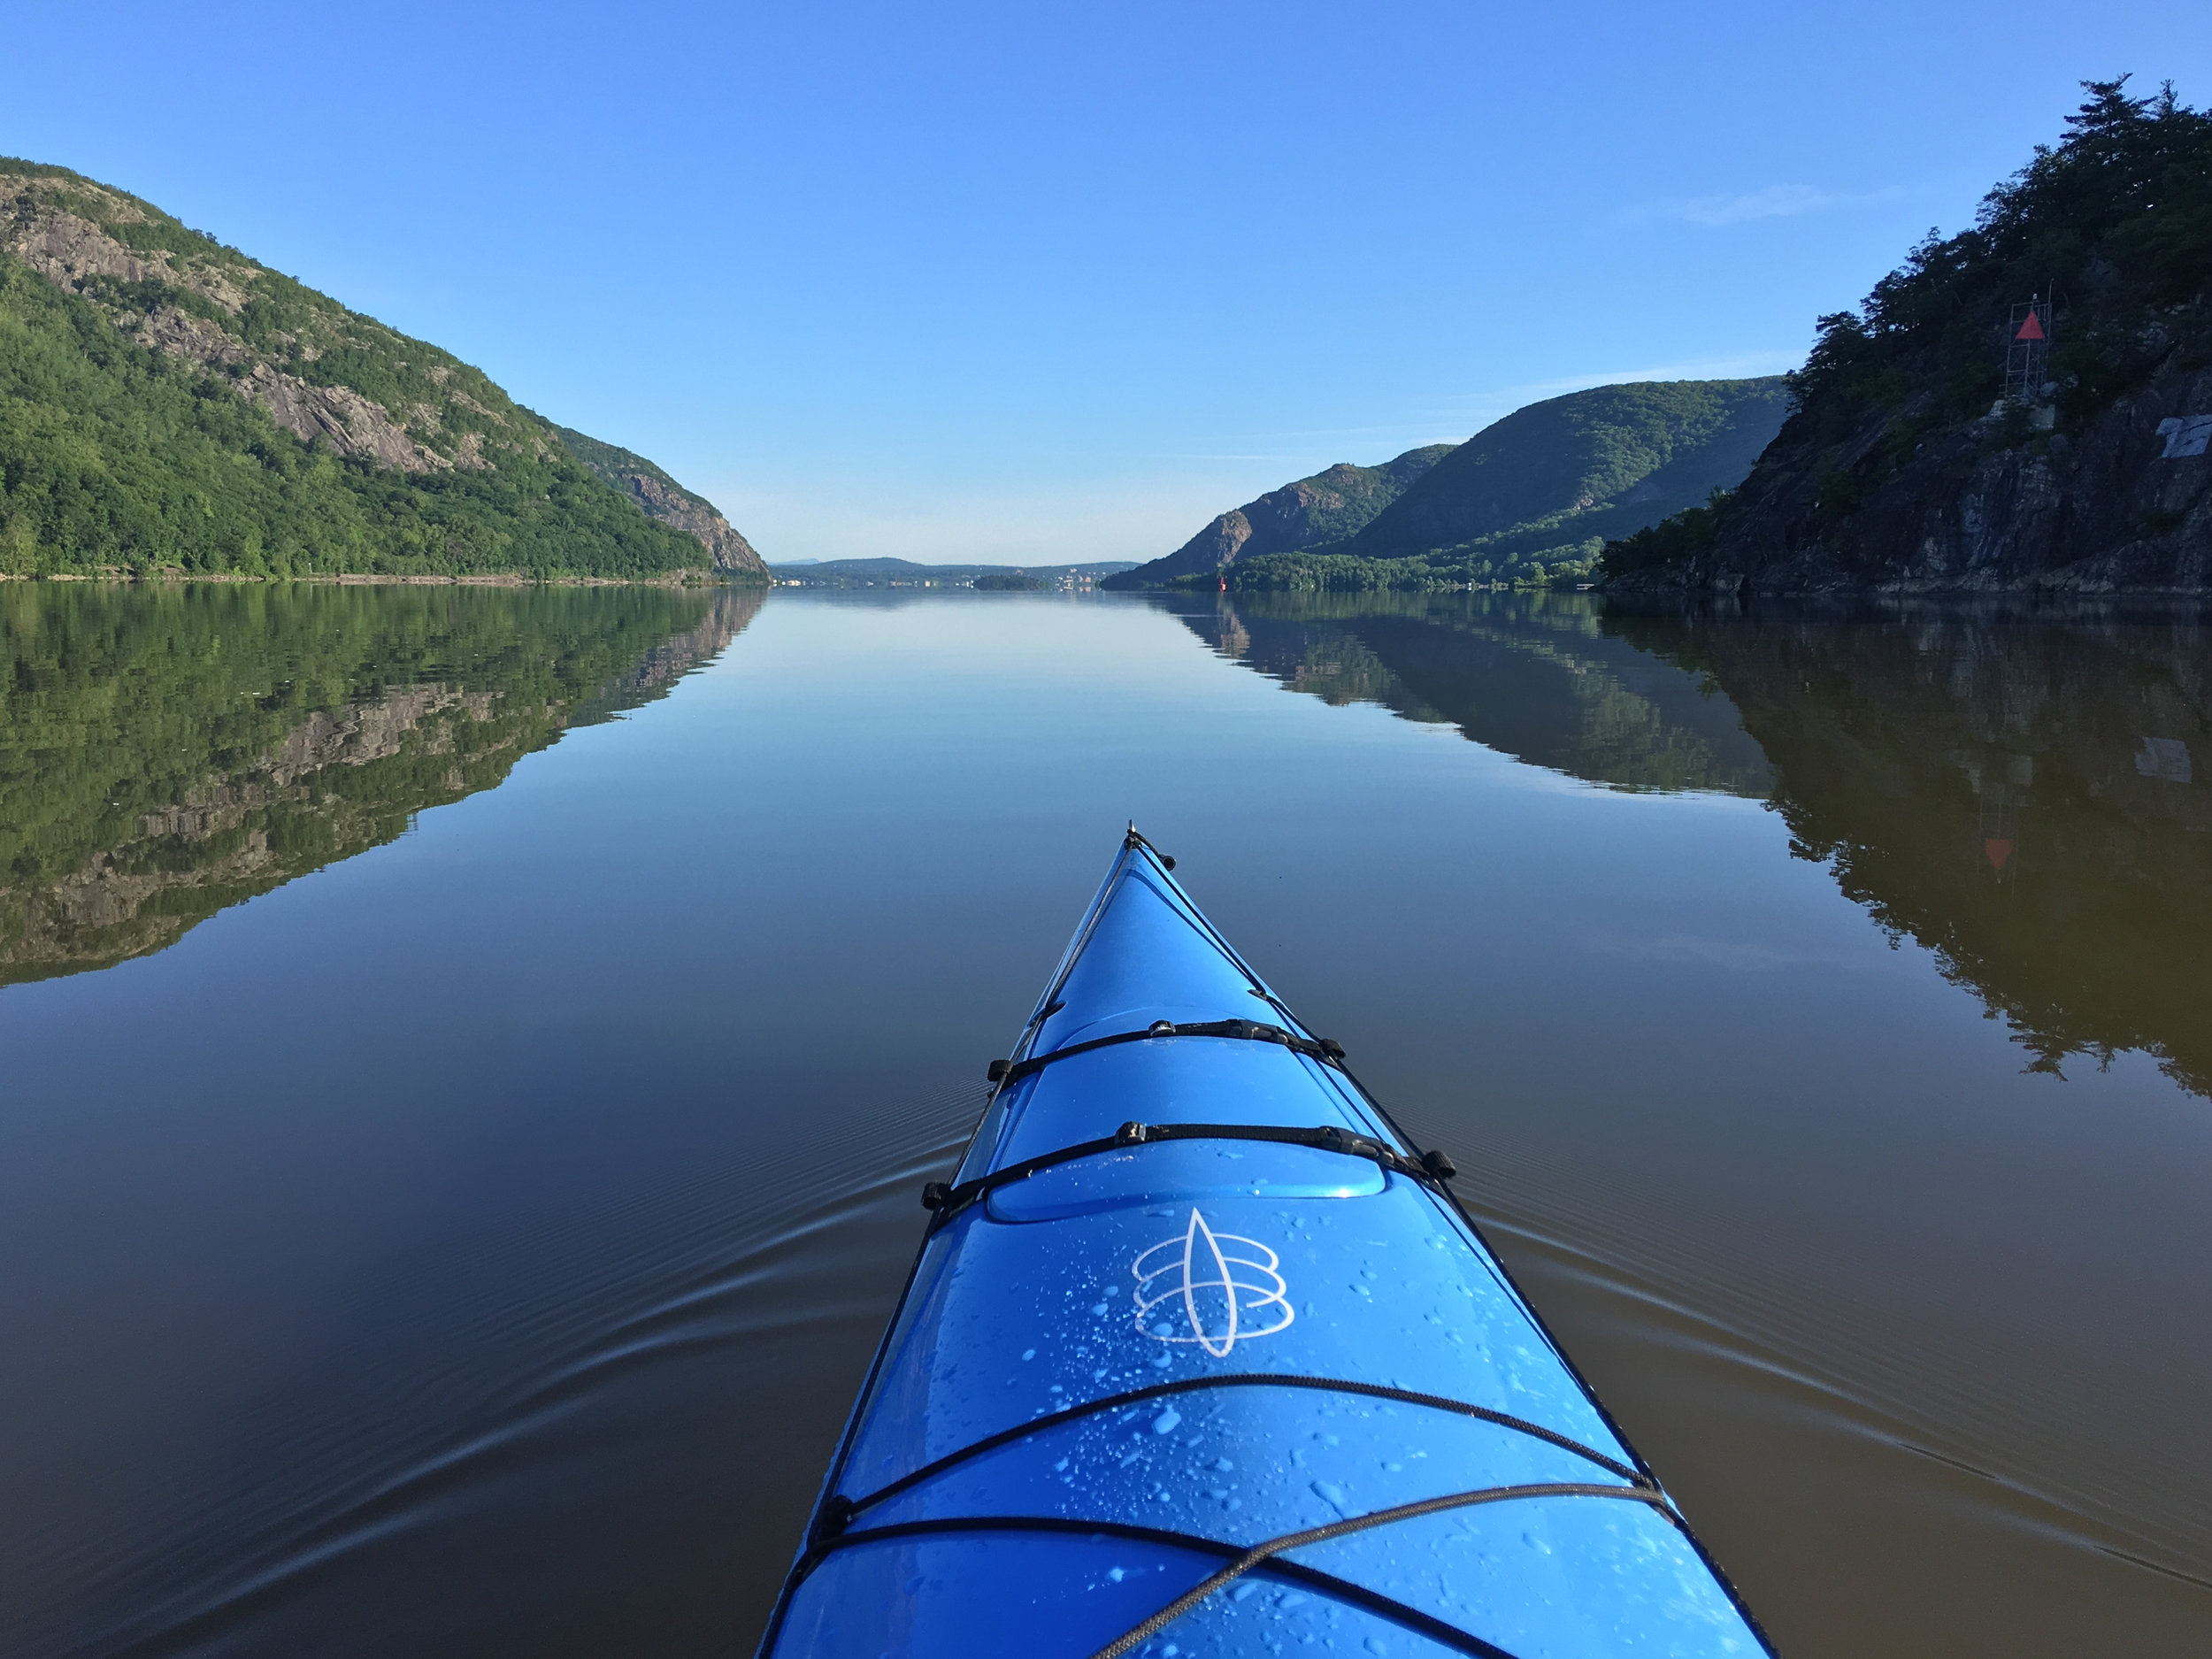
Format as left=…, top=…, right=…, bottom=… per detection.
left=7, top=2, right=2203, bottom=562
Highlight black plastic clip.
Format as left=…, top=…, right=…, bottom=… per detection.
left=987, top=1058, right=1012, bottom=1083
left=1114, top=1121, right=1151, bottom=1145
left=920, top=1180, right=952, bottom=1210
left=813, top=1494, right=855, bottom=1541
left=1422, top=1148, right=1458, bottom=1181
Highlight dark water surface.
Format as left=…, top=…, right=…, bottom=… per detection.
left=4, top=583, right=2208, bottom=1656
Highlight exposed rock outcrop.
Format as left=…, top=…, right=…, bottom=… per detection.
left=552, top=426, right=769, bottom=577
left=4, top=173, right=472, bottom=472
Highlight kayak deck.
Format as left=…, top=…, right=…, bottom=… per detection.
left=761, top=832, right=1769, bottom=1658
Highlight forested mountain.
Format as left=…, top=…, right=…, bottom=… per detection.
left=1606, top=81, right=2212, bottom=594
left=1101, top=446, right=1452, bottom=588
left=1346, top=380, right=1787, bottom=564
left=0, top=160, right=764, bottom=580
left=1111, top=380, right=1787, bottom=592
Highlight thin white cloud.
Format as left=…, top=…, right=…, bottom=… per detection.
left=1619, top=183, right=1909, bottom=228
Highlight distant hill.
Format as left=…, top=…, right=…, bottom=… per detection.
left=770, top=557, right=1137, bottom=587
left=1343, top=379, right=1789, bottom=566
left=552, top=426, right=767, bottom=578
left=1110, top=382, right=1788, bottom=593
left=0, top=158, right=763, bottom=581
left=1607, top=81, right=2212, bottom=595
left=1102, top=446, right=1453, bottom=588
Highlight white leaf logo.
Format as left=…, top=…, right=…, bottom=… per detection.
left=1132, top=1209, right=1294, bottom=1357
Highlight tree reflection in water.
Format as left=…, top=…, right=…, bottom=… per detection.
left=1164, top=589, right=2212, bottom=1097
left=0, top=582, right=762, bottom=987
left=1610, top=600, right=2212, bottom=1097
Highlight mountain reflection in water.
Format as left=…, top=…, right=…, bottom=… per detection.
left=1169, top=590, right=2212, bottom=1100
left=0, top=582, right=760, bottom=986
left=1608, top=602, right=2212, bottom=1096
left=1164, top=591, right=1773, bottom=795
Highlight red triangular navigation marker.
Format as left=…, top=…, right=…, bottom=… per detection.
left=1985, top=837, right=2014, bottom=872
left=2015, top=310, right=2046, bottom=342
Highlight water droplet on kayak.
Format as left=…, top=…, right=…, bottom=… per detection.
left=1021, top=1348, right=1036, bottom=1360
left=1090, top=1302, right=1110, bottom=1316
left=1213, top=1456, right=1234, bottom=1471
left=1107, top=1566, right=1125, bottom=1583
left=1054, top=1457, right=1070, bottom=1471
left=1152, top=1407, right=1181, bottom=1434
left=1311, top=1479, right=1348, bottom=1510
left=1521, top=1531, right=1552, bottom=1555
left=1232, top=1582, right=1259, bottom=1602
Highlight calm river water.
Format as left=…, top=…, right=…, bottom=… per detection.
left=3, top=582, right=2208, bottom=1657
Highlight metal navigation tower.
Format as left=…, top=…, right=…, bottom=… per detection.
left=2003, top=295, right=2051, bottom=403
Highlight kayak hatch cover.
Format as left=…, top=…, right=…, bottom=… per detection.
left=757, top=829, right=1773, bottom=1659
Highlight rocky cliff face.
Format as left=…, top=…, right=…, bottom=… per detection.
left=552, top=426, right=768, bottom=577
left=3, top=167, right=540, bottom=473
left=1614, top=357, right=2212, bottom=595
left=1169, top=509, right=1255, bottom=573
